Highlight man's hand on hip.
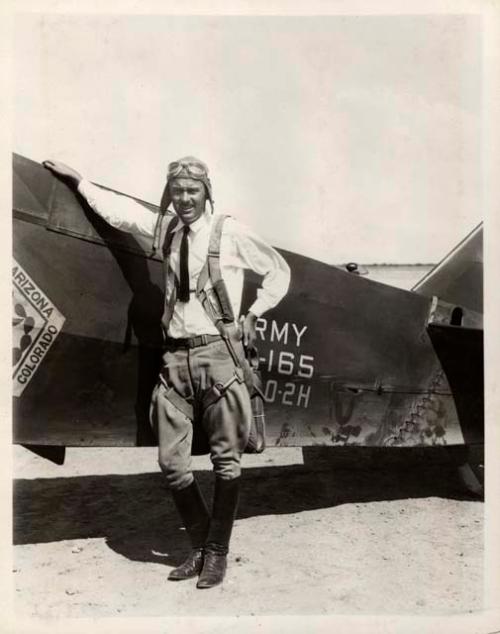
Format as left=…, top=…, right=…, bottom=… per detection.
left=43, top=160, right=83, bottom=189
left=240, top=312, right=258, bottom=348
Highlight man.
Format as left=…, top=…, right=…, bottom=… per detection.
left=43, top=156, right=290, bottom=588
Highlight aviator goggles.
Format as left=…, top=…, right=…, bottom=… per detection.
left=167, top=159, right=209, bottom=180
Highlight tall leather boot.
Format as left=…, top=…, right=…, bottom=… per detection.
left=197, top=476, right=240, bottom=589
left=168, top=480, right=210, bottom=581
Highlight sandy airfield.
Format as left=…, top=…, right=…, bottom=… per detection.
left=12, top=444, right=483, bottom=619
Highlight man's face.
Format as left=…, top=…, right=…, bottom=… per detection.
left=169, top=177, right=207, bottom=224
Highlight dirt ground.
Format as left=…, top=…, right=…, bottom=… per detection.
left=12, top=444, right=483, bottom=619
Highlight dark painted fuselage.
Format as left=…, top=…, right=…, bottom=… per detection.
left=12, top=154, right=483, bottom=450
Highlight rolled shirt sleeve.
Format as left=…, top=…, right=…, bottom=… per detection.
left=230, top=220, right=291, bottom=317
left=77, top=179, right=157, bottom=238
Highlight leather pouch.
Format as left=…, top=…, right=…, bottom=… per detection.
left=244, top=346, right=266, bottom=454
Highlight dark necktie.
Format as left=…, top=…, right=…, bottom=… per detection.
left=178, top=224, right=190, bottom=302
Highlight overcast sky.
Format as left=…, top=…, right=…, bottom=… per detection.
left=13, top=13, right=483, bottom=264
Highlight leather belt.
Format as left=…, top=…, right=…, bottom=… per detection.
left=164, top=334, right=223, bottom=350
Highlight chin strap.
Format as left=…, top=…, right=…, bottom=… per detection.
left=151, top=209, right=166, bottom=256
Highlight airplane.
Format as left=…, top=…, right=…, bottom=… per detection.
left=12, top=153, right=484, bottom=490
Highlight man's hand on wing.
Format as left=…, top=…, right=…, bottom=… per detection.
left=240, top=311, right=258, bottom=349
left=43, top=160, right=83, bottom=188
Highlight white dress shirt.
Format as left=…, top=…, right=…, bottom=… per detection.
left=78, top=180, right=291, bottom=338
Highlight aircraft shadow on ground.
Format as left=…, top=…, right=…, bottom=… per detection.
left=13, top=447, right=480, bottom=568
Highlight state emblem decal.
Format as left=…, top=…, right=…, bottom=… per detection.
left=12, top=260, right=66, bottom=396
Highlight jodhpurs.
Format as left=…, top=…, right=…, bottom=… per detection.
left=150, top=338, right=252, bottom=490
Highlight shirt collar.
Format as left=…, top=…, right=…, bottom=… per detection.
left=172, top=210, right=211, bottom=235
